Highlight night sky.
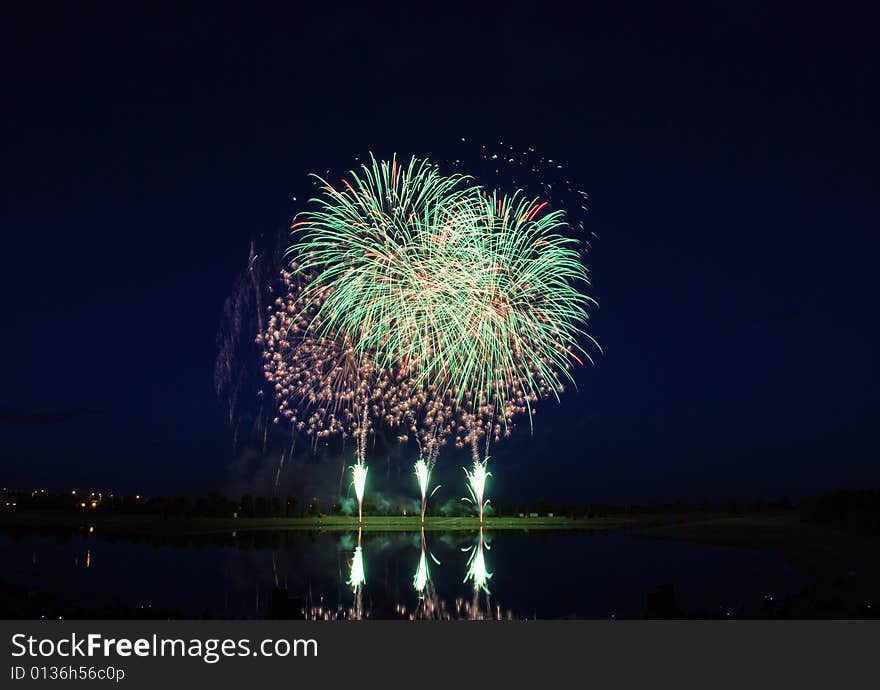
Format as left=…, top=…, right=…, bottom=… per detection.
left=2, top=3, right=877, bottom=502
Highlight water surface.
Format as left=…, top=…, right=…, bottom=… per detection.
left=0, top=528, right=809, bottom=619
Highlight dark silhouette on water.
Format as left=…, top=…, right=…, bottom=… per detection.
left=645, top=584, right=680, bottom=619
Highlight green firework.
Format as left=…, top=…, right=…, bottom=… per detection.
left=287, top=154, right=596, bottom=420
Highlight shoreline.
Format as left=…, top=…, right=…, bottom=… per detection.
left=0, top=510, right=641, bottom=535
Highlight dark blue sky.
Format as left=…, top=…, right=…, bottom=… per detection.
left=2, top=2, right=877, bottom=502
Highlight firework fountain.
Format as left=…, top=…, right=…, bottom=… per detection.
left=413, top=458, right=441, bottom=523
left=414, top=459, right=430, bottom=523
left=351, top=461, right=368, bottom=524
left=463, top=459, right=492, bottom=523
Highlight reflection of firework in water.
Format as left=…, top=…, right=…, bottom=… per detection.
left=399, top=596, right=513, bottom=621
left=347, top=529, right=366, bottom=620
left=463, top=528, right=492, bottom=594
left=304, top=530, right=513, bottom=620
left=348, top=545, right=365, bottom=589
left=413, top=545, right=429, bottom=595
left=412, top=528, right=440, bottom=598
left=467, top=546, right=490, bottom=593
left=311, top=595, right=513, bottom=621
left=463, top=460, right=491, bottom=523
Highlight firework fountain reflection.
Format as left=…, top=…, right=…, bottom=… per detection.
left=463, top=527, right=495, bottom=620
left=464, top=527, right=492, bottom=594
left=413, top=530, right=430, bottom=597
left=347, top=528, right=366, bottom=620
left=304, top=530, right=514, bottom=620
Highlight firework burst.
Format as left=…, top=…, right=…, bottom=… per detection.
left=288, top=156, right=595, bottom=420
left=267, top=152, right=596, bottom=507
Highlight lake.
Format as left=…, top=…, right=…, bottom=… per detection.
left=0, top=527, right=810, bottom=619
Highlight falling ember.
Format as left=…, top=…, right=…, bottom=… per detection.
left=259, top=266, right=412, bottom=495
left=352, top=462, right=368, bottom=523
left=215, top=239, right=282, bottom=459
left=463, top=459, right=491, bottom=523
